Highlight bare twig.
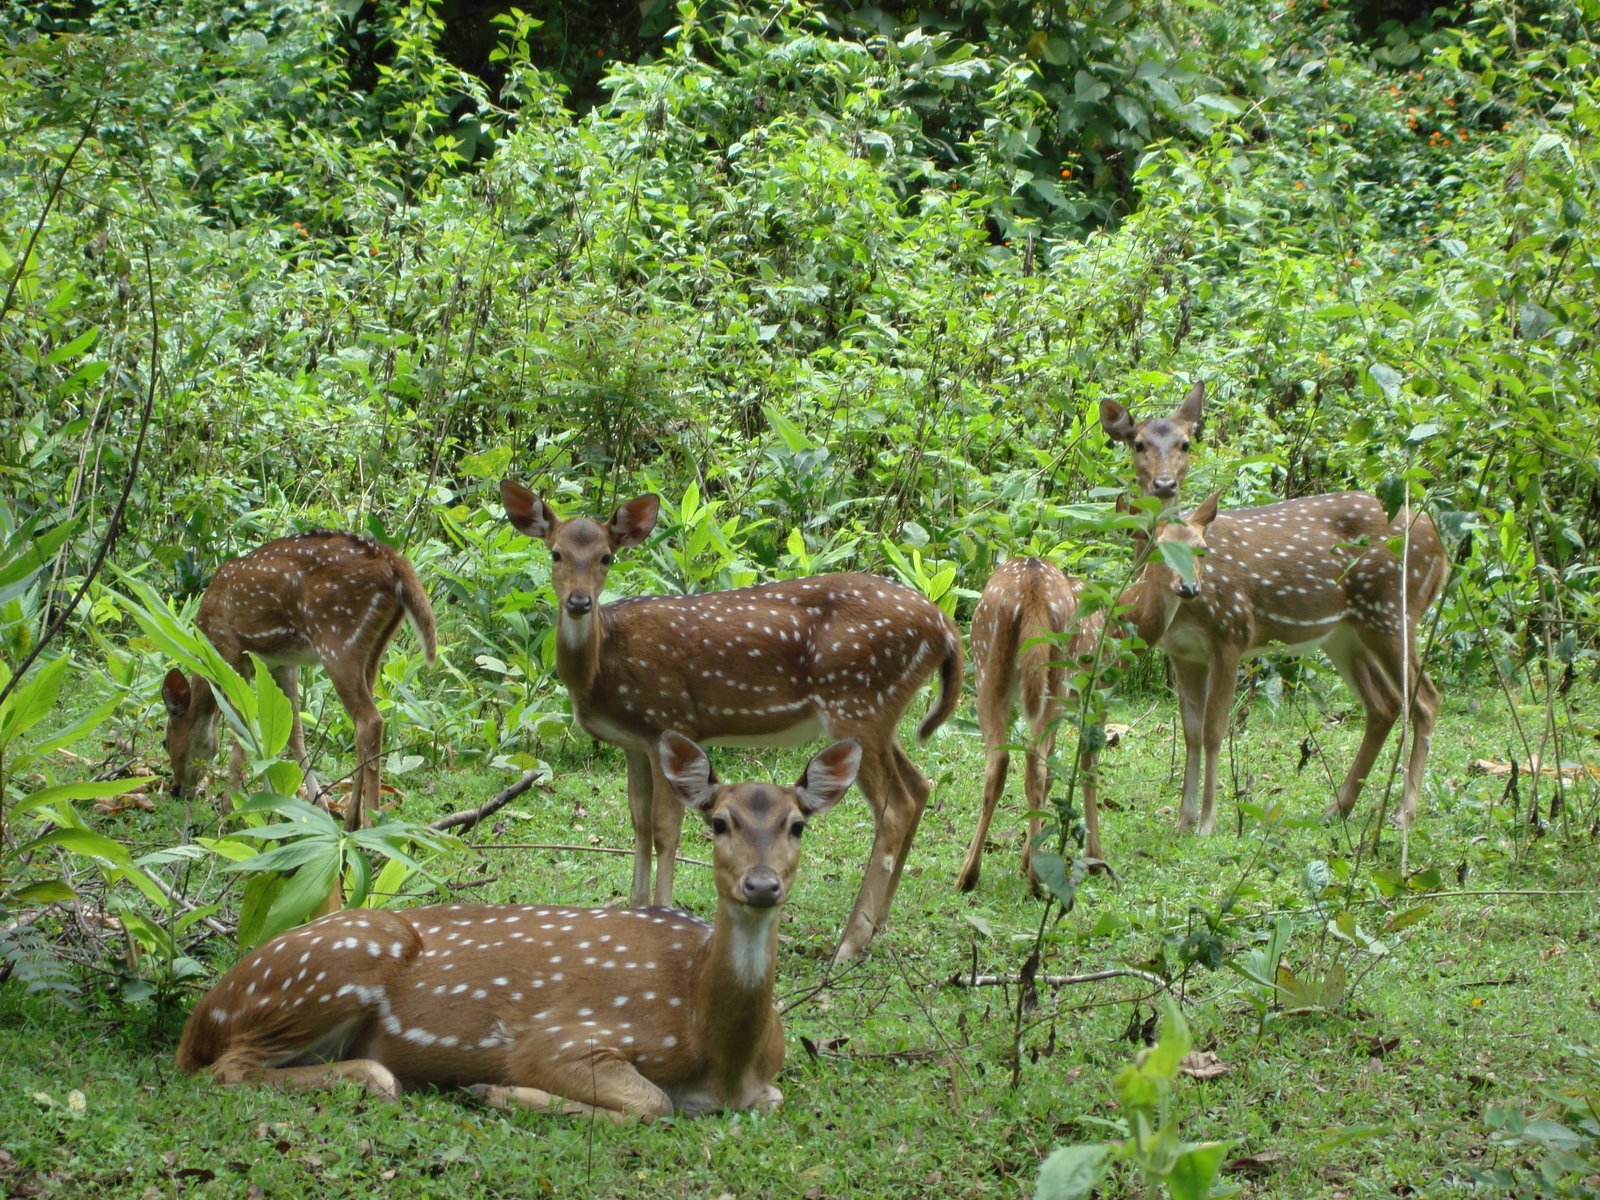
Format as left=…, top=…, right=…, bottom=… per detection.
left=951, top=967, right=1174, bottom=995
left=143, top=868, right=233, bottom=940
left=429, top=767, right=546, bottom=832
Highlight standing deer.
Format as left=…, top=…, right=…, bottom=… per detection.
left=1158, top=492, right=1448, bottom=834
left=500, top=480, right=962, bottom=962
left=1099, top=380, right=1205, bottom=500
left=176, top=732, right=860, bottom=1120
left=161, top=532, right=437, bottom=831
left=957, top=496, right=1220, bottom=892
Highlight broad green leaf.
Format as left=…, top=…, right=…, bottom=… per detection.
left=1030, top=851, right=1077, bottom=909
left=764, top=406, right=813, bottom=453
left=345, top=848, right=373, bottom=909
left=1034, top=1144, right=1110, bottom=1200
left=1367, top=362, right=1401, bottom=399
left=33, top=697, right=123, bottom=755
left=264, top=759, right=305, bottom=798
left=1157, top=539, right=1198, bottom=586
left=261, top=856, right=340, bottom=939
left=11, top=775, right=159, bottom=819
left=0, top=515, right=80, bottom=591
left=225, top=837, right=338, bottom=874
left=254, top=657, right=293, bottom=758
left=458, top=446, right=513, bottom=478
left=1167, top=1141, right=1233, bottom=1200
left=44, top=327, right=98, bottom=365
left=1143, top=997, right=1193, bottom=1080
left=237, top=871, right=288, bottom=950
left=0, top=654, right=70, bottom=748
left=194, top=836, right=267, bottom=863
left=25, top=827, right=136, bottom=869
left=8, top=880, right=78, bottom=904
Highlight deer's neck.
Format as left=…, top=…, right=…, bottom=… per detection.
left=189, top=674, right=222, bottom=726
left=695, top=900, right=780, bottom=1073
left=553, top=607, right=605, bottom=701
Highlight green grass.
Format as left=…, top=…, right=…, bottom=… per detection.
left=3, top=678, right=1598, bottom=1198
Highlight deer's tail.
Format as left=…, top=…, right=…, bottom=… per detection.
left=917, top=620, right=965, bottom=741
left=390, top=550, right=438, bottom=663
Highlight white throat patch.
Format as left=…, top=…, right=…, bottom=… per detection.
left=559, top=611, right=591, bottom=651
left=727, top=905, right=779, bottom=990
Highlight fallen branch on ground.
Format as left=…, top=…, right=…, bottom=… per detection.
left=429, top=768, right=547, bottom=832
left=948, top=967, right=1172, bottom=993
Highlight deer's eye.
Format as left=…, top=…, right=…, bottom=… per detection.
left=1133, top=440, right=1145, bottom=452
left=550, top=551, right=563, bottom=563
left=790, top=820, right=806, bottom=839
left=711, top=816, right=729, bottom=837
left=1181, top=440, right=1191, bottom=452
left=601, top=553, right=613, bottom=566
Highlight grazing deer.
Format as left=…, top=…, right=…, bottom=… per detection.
left=500, top=480, right=962, bottom=962
left=1099, top=381, right=1204, bottom=501
left=161, top=532, right=437, bottom=831
left=957, top=496, right=1220, bottom=892
left=1158, top=492, right=1448, bottom=834
left=176, top=733, right=860, bottom=1120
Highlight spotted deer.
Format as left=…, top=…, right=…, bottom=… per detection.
left=176, top=732, right=860, bottom=1120
left=957, top=495, right=1219, bottom=892
left=161, top=532, right=437, bottom=831
left=1099, top=380, right=1204, bottom=501
left=500, top=481, right=962, bottom=962
left=1158, top=492, right=1448, bottom=834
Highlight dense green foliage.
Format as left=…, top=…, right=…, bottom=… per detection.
left=2, top=0, right=1599, bottom=1194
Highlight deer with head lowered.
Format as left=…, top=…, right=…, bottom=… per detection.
left=500, top=480, right=962, bottom=962
left=176, top=732, right=861, bottom=1120
left=160, top=532, right=437, bottom=831
left=1099, top=380, right=1204, bottom=501
left=1156, top=491, right=1448, bottom=834
left=958, top=495, right=1220, bottom=892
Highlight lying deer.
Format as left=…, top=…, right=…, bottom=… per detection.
left=1157, top=491, right=1448, bottom=833
left=500, top=480, right=962, bottom=962
left=161, top=532, right=437, bottom=830
left=958, top=495, right=1219, bottom=891
left=176, top=733, right=860, bottom=1120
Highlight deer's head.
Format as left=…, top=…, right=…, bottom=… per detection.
left=1100, top=381, right=1204, bottom=501
left=161, top=669, right=219, bottom=798
left=659, top=732, right=859, bottom=912
left=501, top=481, right=659, bottom=627
left=1151, top=490, right=1221, bottom=601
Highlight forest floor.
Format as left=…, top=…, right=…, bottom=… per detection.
left=2, top=678, right=1597, bottom=1199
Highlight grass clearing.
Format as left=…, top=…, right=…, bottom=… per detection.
left=2, top=679, right=1597, bottom=1198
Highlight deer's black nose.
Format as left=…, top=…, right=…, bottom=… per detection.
left=565, top=593, right=593, bottom=617
left=741, top=869, right=783, bottom=908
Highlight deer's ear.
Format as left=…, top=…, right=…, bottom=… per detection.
left=1190, top=490, right=1223, bottom=528
left=161, top=669, right=192, bottom=717
left=1174, top=380, right=1204, bottom=429
left=502, top=480, right=557, bottom=541
left=796, top=739, right=861, bottom=815
left=659, top=731, right=717, bottom=811
left=609, top=494, right=660, bottom=548
left=1099, top=399, right=1137, bottom=444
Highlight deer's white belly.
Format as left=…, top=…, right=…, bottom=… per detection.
left=705, top=711, right=825, bottom=749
